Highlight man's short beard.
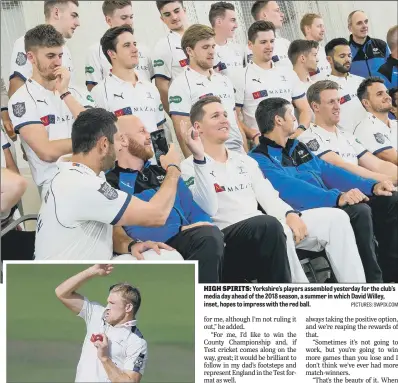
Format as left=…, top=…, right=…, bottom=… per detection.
left=128, top=138, right=153, bottom=161
left=374, top=105, right=392, bottom=113
left=333, top=59, right=350, bottom=74
left=37, top=61, right=57, bottom=81
left=196, top=59, right=212, bottom=71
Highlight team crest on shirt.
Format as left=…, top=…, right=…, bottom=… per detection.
left=16, top=52, right=27, bottom=66
left=12, top=102, right=26, bottom=117
left=306, top=139, right=320, bottom=151
left=374, top=133, right=385, bottom=144
left=98, top=182, right=118, bottom=200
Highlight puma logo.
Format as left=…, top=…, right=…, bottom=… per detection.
left=114, top=93, right=124, bottom=99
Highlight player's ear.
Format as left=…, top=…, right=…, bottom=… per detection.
left=125, top=302, right=133, bottom=313
left=26, top=51, right=35, bottom=64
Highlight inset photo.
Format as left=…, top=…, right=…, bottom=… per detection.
left=6, top=262, right=195, bottom=383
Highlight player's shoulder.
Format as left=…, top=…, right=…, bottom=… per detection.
left=299, top=124, right=325, bottom=142
left=13, top=35, right=25, bottom=49
left=9, top=81, right=33, bottom=104
left=348, top=73, right=365, bottom=84
left=169, top=70, right=188, bottom=89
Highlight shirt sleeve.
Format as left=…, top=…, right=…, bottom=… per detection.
left=168, top=75, right=191, bottom=116
left=346, top=133, right=368, bottom=158
left=152, top=39, right=172, bottom=81
left=8, top=90, right=43, bottom=134
left=124, top=340, right=148, bottom=375
left=246, top=156, right=293, bottom=222
left=9, top=37, right=32, bottom=82
left=354, top=121, right=393, bottom=155
left=70, top=86, right=96, bottom=108
left=85, top=45, right=103, bottom=86
left=290, top=70, right=306, bottom=100
left=140, top=44, right=154, bottom=80
left=298, top=131, right=333, bottom=158
left=77, top=297, right=105, bottom=326
left=54, top=174, right=132, bottom=226
left=231, top=67, right=245, bottom=107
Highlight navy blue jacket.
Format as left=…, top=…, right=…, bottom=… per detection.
left=249, top=136, right=377, bottom=211
left=349, top=35, right=390, bottom=78
left=106, top=162, right=211, bottom=242
left=377, top=55, right=398, bottom=90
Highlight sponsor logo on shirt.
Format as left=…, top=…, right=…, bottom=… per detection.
left=339, top=94, right=352, bottom=104
left=85, top=66, right=94, bottom=74
left=159, top=104, right=164, bottom=111
left=87, top=95, right=94, bottom=102
left=114, top=107, right=133, bottom=117
left=252, top=90, right=268, bottom=99
left=153, top=59, right=164, bottom=67
left=114, top=93, right=124, bottom=99
left=169, top=96, right=182, bottom=104
left=40, top=115, right=56, bottom=126
left=12, top=102, right=26, bottom=117
left=214, top=183, right=226, bottom=193
left=184, top=176, right=194, bottom=187
left=133, top=353, right=146, bottom=373
left=179, top=59, right=189, bottom=67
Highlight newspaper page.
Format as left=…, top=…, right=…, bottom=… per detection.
left=197, top=284, right=398, bottom=383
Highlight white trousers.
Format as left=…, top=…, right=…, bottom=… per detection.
left=283, top=207, right=366, bottom=283
left=112, top=249, right=184, bottom=261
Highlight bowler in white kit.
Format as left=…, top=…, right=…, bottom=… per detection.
left=55, top=264, right=147, bottom=383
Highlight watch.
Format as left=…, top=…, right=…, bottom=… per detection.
left=297, top=124, right=306, bottom=131
left=127, top=239, right=140, bottom=253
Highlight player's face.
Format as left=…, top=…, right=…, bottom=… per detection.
left=107, top=6, right=134, bottom=27
left=307, top=18, right=325, bottom=42
left=330, top=45, right=352, bottom=74
left=315, top=89, right=341, bottom=125
left=113, top=32, right=139, bottom=69
left=365, top=82, right=392, bottom=113
left=263, top=1, right=284, bottom=29
left=104, top=292, right=131, bottom=325
left=349, top=12, right=369, bottom=39
left=196, top=102, right=230, bottom=144
left=58, top=2, right=80, bottom=39
left=30, top=46, right=63, bottom=80
left=160, top=2, right=186, bottom=31
left=189, top=38, right=216, bottom=70
left=219, top=10, right=238, bottom=39
left=280, top=104, right=297, bottom=136
left=249, top=30, right=275, bottom=63
left=305, top=47, right=319, bottom=73
left=126, top=123, right=154, bottom=161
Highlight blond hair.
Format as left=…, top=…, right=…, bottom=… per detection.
left=181, top=24, right=215, bottom=57
left=300, top=13, right=322, bottom=36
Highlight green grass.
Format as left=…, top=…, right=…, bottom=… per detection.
left=7, top=264, right=195, bottom=383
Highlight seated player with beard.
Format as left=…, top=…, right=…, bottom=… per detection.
left=106, top=115, right=225, bottom=283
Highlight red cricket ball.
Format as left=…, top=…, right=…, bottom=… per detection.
left=90, top=334, right=103, bottom=342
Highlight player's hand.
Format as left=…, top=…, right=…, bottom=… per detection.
left=160, top=143, right=181, bottom=170
left=93, top=333, right=109, bottom=363
left=286, top=212, right=308, bottom=244
left=131, top=241, right=175, bottom=260
left=1, top=113, right=17, bottom=141
left=373, top=180, right=396, bottom=196
left=181, top=120, right=205, bottom=161
left=54, top=66, right=71, bottom=95
left=181, top=222, right=213, bottom=231
left=338, top=189, right=369, bottom=206
left=88, top=264, right=114, bottom=277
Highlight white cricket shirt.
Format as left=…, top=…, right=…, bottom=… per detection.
left=233, top=62, right=305, bottom=130
left=246, top=36, right=292, bottom=68
left=152, top=30, right=188, bottom=81
left=213, top=40, right=245, bottom=79
left=353, top=112, right=398, bottom=154
left=75, top=297, right=147, bottom=383
left=85, top=42, right=153, bottom=86
left=310, top=44, right=331, bottom=81
left=8, top=79, right=95, bottom=187
left=298, top=123, right=368, bottom=165
left=9, top=35, right=75, bottom=83
left=34, top=161, right=132, bottom=260
left=1, top=129, right=12, bottom=220
left=91, top=72, right=166, bottom=133
left=168, top=67, right=243, bottom=152
left=181, top=150, right=293, bottom=230
left=326, top=73, right=367, bottom=134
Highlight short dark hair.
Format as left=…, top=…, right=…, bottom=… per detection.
left=156, top=0, right=183, bottom=12
left=357, top=76, right=385, bottom=103
left=389, top=87, right=398, bottom=107
left=24, top=24, right=65, bottom=53
left=100, top=25, right=134, bottom=64
left=255, top=97, right=291, bottom=134
left=181, top=24, right=215, bottom=58
left=209, top=2, right=235, bottom=27
left=72, top=108, right=117, bottom=154
left=248, top=20, right=275, bottom=43
left=102, top=0, right=131, bottom=16
left=251, top=1, right=270, bottom=21
left=288, top=39, right=319, bottom=65
left=307, top=80, right=339, bottom=106
left=44, top=0, right=79, bottom=19
left=190, top=96, right=222, bottom=126
left=325, top=37, right=350, bottom=57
